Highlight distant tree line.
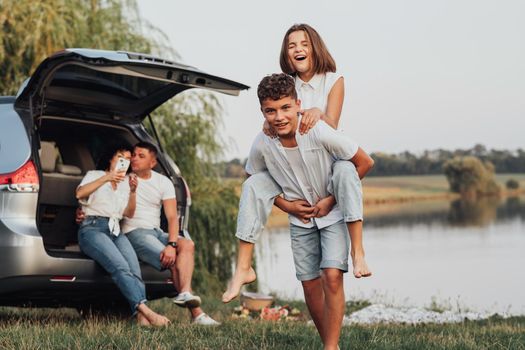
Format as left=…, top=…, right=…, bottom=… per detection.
left=368, top=144, right=525, bottom=176
left=216, top=158, right=246, bottom=178
left=219, top=144, right=525, bottom=178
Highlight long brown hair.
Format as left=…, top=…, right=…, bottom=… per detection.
left=279, top=24, right=336, bottom=76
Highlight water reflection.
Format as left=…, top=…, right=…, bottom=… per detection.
left=256, top=195, right=525, bottom=314
left=448, top=196, right=500, bottom=227
left=498, top=196, right=525, bottom=221
left=366, top=196, right=525, bottom=228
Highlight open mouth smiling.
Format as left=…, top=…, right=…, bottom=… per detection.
left=294, top=55, right=306, bottom=61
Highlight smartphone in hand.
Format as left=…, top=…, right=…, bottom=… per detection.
left=115, top=157, right=130, bottom=173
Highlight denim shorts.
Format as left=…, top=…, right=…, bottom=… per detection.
left=126, top=228, right=190, bottom=271
left=289, top=220, right=350, bottom=281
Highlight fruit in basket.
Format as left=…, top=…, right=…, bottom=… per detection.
left=261, top=306, right=289, bottom=321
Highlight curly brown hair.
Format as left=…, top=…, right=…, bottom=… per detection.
left=257, top=73, right=297, bottom=104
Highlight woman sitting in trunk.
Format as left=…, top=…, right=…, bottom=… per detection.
left=76, top=144, right=169, bottom=326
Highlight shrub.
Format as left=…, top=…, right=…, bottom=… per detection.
left=506, top=179, right=520, bottom=190
left=443, top=156, right=501, bottom=196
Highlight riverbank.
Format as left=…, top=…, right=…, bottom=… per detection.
left=1, top=298, right=523, bottom=349
left=266, top=174, right=525, bottom=228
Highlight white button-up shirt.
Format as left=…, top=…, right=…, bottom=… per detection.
left=78, top=170, right=130, bottom=235
left=296, top=72, right=342, bottom=116
left=246, top=121, right=358, bottom=229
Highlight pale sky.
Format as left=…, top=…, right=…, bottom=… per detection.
left=137, top=0, right=524, bottom=160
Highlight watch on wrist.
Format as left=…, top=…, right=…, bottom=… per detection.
left=166, top=241, right=177, bottom=248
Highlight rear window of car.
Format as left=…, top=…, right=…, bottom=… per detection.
left=49, top=65, right=170, bottom=100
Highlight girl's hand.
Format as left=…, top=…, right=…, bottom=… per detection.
left=129, top=174, right=138, bottom=193
left=299, top=108, right=323, bottom=135
left=105, top=170, right=126, bottom=183
left=262, top=119, right=277, bottom=138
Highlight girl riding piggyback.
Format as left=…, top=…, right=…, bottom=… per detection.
left=223, top=24, right=373, bottom=304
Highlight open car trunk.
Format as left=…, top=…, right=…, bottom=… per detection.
left=35, top=117, right=185, bottom=256
left=16, top=49, right=248, bottom=256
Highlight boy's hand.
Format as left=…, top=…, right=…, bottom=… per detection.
left=262, top=119, right=277, bottom=138
left=313, top=195, right=336, bottom=218
left=75, top=207, right=85, bottom=224
left=160, top=246, right=177, bottom=268
left=299, top=108, right=323, bottom=135
left=286, top=199, right=316, bottom=223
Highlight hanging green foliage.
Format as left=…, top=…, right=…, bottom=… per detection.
left=0, top=0, right=170, bottom=95
left=1, top=0, right=239, bottom=292
left=150, top=94, right=239, bottom=293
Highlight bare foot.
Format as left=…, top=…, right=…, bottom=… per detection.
left=137, top=312, right=151, bottom=327
left=222, top=266, right=256, bottom=303
left=139, top=308, right=170, bottom=327
left=352, top=254, right=372, bottom=278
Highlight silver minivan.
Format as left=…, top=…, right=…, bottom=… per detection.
left=0, top=49, right=248, bottom=313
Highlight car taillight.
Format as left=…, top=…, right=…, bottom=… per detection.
left=50, top=275, right=76, bottom=282
left=0, top=160, right=39, bottom=191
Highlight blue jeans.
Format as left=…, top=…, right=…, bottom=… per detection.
left=127, top=228, right=192, bottom=271
left=127, top=228, right=171, bottom=271
left=78, top=216, right=147, bottom=315
left=235, top=161, right=363, bottom=243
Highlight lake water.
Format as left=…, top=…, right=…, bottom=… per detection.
left=254, top=196, right=525, bottom=315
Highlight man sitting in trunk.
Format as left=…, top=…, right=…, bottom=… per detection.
left=78, top=141, right=218, bottom=325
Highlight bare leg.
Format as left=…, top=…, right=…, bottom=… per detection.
left=331, top=161, right=371, bottom=278
left=302, top=277, right=326, bottom=344
left=222, top=240, right=257, bottom=303
left=223, top=173, right=280, bottom=303
left=168, top=244, right=205, bottom=319
left=321, top=269, right=345, bottom=350
left=176, top=239, right=195, bottom=292
left=347, top=221, right=371, bottom=278
left=169, top=265, right=181, bottom=291
left=137, top=303, right=170, bottom=327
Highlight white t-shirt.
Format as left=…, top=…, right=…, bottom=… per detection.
left=283, top=146, right=316, bottom=203
left=295, top=72, right=343, bottom=118
left=121, top=170, right=176, bottom=234
left=246, top=121, right=358, bottom=229
left=79, top=170, right=130, bottom=218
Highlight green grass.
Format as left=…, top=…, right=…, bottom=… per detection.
left=1, top=299, right=524, bottom=349
left=363, top=174, right=450, bottom=192
left=360, top=174, right=525, bottom=206
left=363, top=174, right=525, bottom=192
